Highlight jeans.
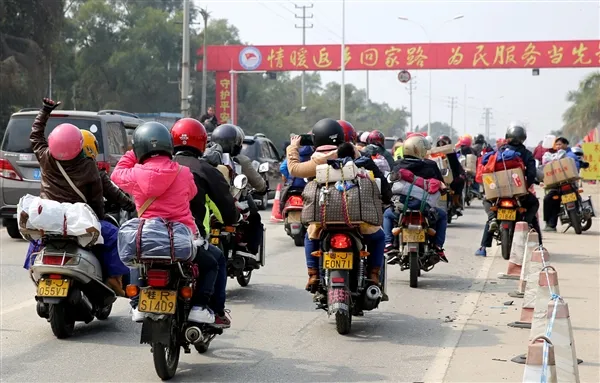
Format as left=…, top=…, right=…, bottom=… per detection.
left=383, top=203, right=447, bottom=247
left=206, top=244, right=227, bottom=315
left=480, top=193, right=541, bottom=247
left=304, top=229, right=386, bottom=270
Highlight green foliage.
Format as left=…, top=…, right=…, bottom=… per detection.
left=416, top=122, right=460, bottom=143
left=562, top=71, right=600, bottom=140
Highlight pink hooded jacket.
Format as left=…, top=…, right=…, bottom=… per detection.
left=111, top=150, right=198, bottom=233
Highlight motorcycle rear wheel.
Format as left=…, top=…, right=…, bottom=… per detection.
left=568, top=210, right=582, bottom=234
left=152, top=318, right=180, bottom=381
left=409, top=252, right=419, bottom=288
left=335, top=311, right=352, bottom=335
left=49, top=303, right=75, bottom=339
left=293, top=234, right=304, bottom=247
left=501, top=229, right=512, bottom=260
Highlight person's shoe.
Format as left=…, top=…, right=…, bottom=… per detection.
left=456, top=209, right=463, bottom=217
left=434, top=246, right=448, bottom=263
left=305, top=267, right=319, bottom=291
left=131, top=307, right=145, bottom=323
left=384, top=243, right=395, bottom=254
left=543, top=225, right=557, bottom=232
left=188, top=306, right=215, bottom=324
left=106, top=276, right=125, bottom=297
left=488, top=219, right=499, bottom=233
left=475, top=247, right=487, bottom=257
left=213, top=309, right=231, bottom=328
left=381, top=292, right=389, bottom=302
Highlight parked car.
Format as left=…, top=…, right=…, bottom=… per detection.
left=384, top=136, right=398, bottom=153
left=0, top=109, right=143, bottom=238
left=240, top=134, right=282, bottom=204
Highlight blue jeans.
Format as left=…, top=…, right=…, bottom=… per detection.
left=383, top=203, right=447, bottom=247
left=207, top=244, right=227, bottom=315
left=304, top=229, right=385, bottom=270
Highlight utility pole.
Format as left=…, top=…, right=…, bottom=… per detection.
left=180, top=0, right=191, bottom=117
left=200, top=7, right=210, bottom=116
left=295, top=4, right=313, bottom=110
left=448, top=96, right=458, bottom=135
left=406, top=76, right=417, bottom=132
left=483, top=107, right=493, bottom=140
left=340, top=0, right=346, bottom=120
left=463, top=84, right=467, bottom=134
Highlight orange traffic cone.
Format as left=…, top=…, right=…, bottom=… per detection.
left=270, top=183, right=284, bottom=223
left=499, top=221, right=529, bottom=281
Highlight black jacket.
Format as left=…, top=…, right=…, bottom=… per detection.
left=392, top=156, right=444, bottom=183
left=502, top=144, right=537, bottom=188
left=353, top=156, right=392, bottom=204
left=200, top=114, right=218, bottom=128
left=174, top=151, right=239, bottom=237
left=362, top=144, right=395, bottom=169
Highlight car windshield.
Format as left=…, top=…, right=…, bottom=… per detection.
left=384, top=139, right=395, bottom=150
left=1, top=116, right=104, bottom=154
left=241, top=142, right=256, bottom=159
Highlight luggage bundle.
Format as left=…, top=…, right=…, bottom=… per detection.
left=480, top=149, right=527, bottom=200
left=391, top=169, right=443, bottom=209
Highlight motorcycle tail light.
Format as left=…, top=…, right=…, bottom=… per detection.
left=499, top=199, right=515, bottom=208
left=147, top=269, right=170, bottom=287
left=288, top=196, right=303, bottom=207
left=42, top=255, right=72, bottom=266
left=331, top=277, right=345, bottom=283
left=402, top=212, right=422, bottom=226
left=560, top=184, right=572, bottom=192
left=330, top=234, right=352, bottom=249
left=48, top=274, right=63, bottom=280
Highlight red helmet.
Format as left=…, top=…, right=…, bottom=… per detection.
left=458, top=136, right=473, bottom=147
left=366, top=130, right=385, bottom=146
left=171, top=118, right=208, bottom=153
left=337, top=120, right=357, bottom=143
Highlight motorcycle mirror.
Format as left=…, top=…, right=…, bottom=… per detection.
left=233, top=174, right=248, bottom=189
left=259, top=162, right=269, bottom=173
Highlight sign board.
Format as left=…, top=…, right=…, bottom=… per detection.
left=581, top=142, right=600, bottom=180
left=397, top=70, right=411, bottom=83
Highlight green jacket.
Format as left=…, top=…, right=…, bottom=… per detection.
left=203, top=196, right=223, bottom=236
left=394, top=145, right=404, bottom=160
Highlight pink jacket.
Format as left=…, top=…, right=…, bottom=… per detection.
left=111, top=151, right=198, bottom=233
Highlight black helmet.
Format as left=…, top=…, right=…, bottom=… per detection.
left=211, top=124, right=243, bottom=155
left=505, top=122, right=527, bottom=146
left=437, top=135, right=451, bottom=147
left=132, top=121, right=173, bottom=163
left=474, top=134, right=485, bottom=144
left=312, top=118, right=344, bottom=148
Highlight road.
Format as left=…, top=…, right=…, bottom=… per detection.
left=0, top=203, right=513, bottom=382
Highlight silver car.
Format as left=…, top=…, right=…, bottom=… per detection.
left=0, top=109, right=143, bottom=238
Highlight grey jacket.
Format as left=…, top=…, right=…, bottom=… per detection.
left=235, top=154, right=267, bottom=193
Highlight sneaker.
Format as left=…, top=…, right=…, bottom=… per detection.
left=213, top=310, right=231, bottom=328
left=543, top=225, right=557, bottom=232
left=475, top=247, right=487, bottom=257
left=188, top=306, right=215, bottom=324
left=384, top=244, right=395, bottom=254
left=435, top=246, right=448, bottom=263
left=488, top=219, right=498, bottom=233
left=131, top=307, right=145, bottom=323
left=386, top=254, right=400, bottom=265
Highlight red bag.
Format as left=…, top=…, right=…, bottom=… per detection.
left=475, top=156, right=484, bottom=184
left=397, top=169, right=443, bottom=194
left=482, top=152, right=524, bottom=174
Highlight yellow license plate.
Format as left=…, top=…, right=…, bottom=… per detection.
left=402, top=229, right=425, bottom=243
left=323, top=252, right=353, bottom=270
left=441, top=194, right=447, bottom=201
left=210, top=237, right=220, bottom=245
left=210, top=229, right=220, bottom=236
left=561, top=193, right=577, bottom=204
left=497, top=208, right=517, bottom=221
left=37, top=278, right=70, bottom=297
left=138, top=289, right=177, bottom=315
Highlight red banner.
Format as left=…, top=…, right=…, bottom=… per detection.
left=197, top=40, right=600, bottom=72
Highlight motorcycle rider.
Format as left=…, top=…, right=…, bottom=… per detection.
left=210, top=124, right=266, bottom=255
left=385, top=135, right=450, bottom=263
left=27, top=98, right=127, bottom=295
left=475, top=123, right=540, bottom=256
left=287, top=119, right=386, bottom=291
left=472, top=134, right=487, bottom=157
left=356, top=131, right=370, bottom=150
left=392, top=138, right=404, bottom=160
left=171, top=118, right=240, bottom=327
left=434, top=135, right=465, bottom=215
left=542, top=137, right=589, bottom=232
left=111, top=122, right=218, bottom=324
left=363, top=130, right=395, bottom=170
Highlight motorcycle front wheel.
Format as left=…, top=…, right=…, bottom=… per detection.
left=237, top=270, right=252, bottom=287
left=152, top=317, right=180, bottom=380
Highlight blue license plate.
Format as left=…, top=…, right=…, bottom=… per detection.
left=32, top=168, right=41, bottom=180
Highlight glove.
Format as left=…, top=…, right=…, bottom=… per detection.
left=42, top=98, right=61, bottom=113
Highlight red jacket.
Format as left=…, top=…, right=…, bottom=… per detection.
left=532, top=145, right=548, bottom=162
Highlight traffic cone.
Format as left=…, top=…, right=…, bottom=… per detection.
left=509, top=247, right=550, bottom=328
left=517, top=231, right=540, bottom=294
left=548, top=299, right=582, bottom=382
left=499, top=221, right=528, bottom=281
left=270, top=183, right=284, bottom=223
left=522, top=336, right=558, bottom=383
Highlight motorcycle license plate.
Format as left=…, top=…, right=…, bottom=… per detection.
left=210, top=229, right=220, bottom=236
left=402, top=229, right=425, bottom=243
left=37, top=278, right=70, bottom=297
left=138, top=289, right=177, bottom=315
left=210, top=237, right=220, bottom=244
left=440, top=194, right=447, bottom=201
left=497, top=209, right=516, bottom=221
left=323, top=252, right=353, bottom=270
left=561, top=193, right=577, bottom=204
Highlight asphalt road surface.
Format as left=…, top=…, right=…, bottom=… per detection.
left=1, top=203, right=494, bottom=382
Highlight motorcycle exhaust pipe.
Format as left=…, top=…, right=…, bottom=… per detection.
left=366, top=285, right=382, bottom=301
left=185, top=326, right=204, bottom=344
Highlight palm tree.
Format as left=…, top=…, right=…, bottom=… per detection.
left=562, top=71, right=600, bottom=140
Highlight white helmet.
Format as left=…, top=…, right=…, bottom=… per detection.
left=571, top=146, right=584, bottom=157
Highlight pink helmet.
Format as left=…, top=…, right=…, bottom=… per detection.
left=48, top=123, right=84, bottom=160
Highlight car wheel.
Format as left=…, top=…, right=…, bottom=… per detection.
left=5, top=219, right=22, bottom=239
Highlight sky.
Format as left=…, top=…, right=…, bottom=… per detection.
left=194, top=0, right=600, bottom=144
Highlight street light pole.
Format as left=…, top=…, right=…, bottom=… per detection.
left=200, top=8, right=210, bottom=116
left=229, top=70, right=267, bottom=124
left=180, top=0, right=191, bottom=117
left=340, top=0, right=346, bottom=120
left=398, top=15, right=464, bottom=137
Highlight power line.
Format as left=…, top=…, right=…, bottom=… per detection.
left=448, top=96, right=458, bottom=134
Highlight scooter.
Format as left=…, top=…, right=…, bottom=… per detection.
left=252, top=161, right=270, bottom=210
left=282, top=189, right=305, bottom=246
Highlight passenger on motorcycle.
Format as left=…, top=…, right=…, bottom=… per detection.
left=384, top=136, right=450, bottom=263
left=542, top=137, right=589, bottom=232
left=472, top=134, right=487, bottom=157
left=475, top=123, right=540, bottom=256
left=436, top=135, right=466, bottom=213
left=356, top=131, right=370, bottom=150
left=111, top=122, right=218, bottom=324
left=26, top=98, right=128, bottom=296
left=286, top=119, right=387, bottom=290
left=171, top=118, right=239, bottom=328
left=362, top=130, right=395, bottom=170
left=211, top=124, right=266, bottom=255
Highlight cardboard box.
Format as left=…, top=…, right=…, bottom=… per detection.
left=430, top=144, right=454, bottom=155
left=434, top=157, right=453, bottom=185
left=482, top=168, right=527, bottom=200
left=465, top=154, right=477, bottom=174
left=543, top=157, right=579, bottom=187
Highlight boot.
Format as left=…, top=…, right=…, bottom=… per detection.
left=369, top=266, right=381, bottom=285
left=305, top=268, right=319, bottom=291
left=106, top=276, right=125, bottom=297
left=452, top=194, right=463, bottom=216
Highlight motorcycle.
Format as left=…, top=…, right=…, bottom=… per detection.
left=490, top=196, right=526, bottom=260
left=126, top=251, right=223, bottom=380
left=553, top=181, right=595, bottom=234
left=209, top=174, right=266, bottom=287
left=463, top=173, right=481, bottom=206
left=282, top=188, right=305, bottom=246
left=388, top=196, right=441, bottom=288
left=251, top=161, right=270, bottom=210
left=313, top=224, right=386, bottom=335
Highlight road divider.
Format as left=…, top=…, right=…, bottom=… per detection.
left=499, top=221, right=528, bottom=281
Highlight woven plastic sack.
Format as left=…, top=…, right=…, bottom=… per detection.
left=391, top=180, right=441, bottom=208
left=118, top=218, right=196, bottom=265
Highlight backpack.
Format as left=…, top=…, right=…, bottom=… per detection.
left=371, top=153, right=390, bottom=174
left=482, top=147, right=525, bottom=174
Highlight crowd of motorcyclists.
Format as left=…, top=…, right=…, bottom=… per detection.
left=21, top=97, right=594, bottom=354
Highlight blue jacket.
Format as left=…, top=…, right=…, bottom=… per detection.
left=281, top=146, right=314, bottom=188
left=565, top=148, right=581, bottom=171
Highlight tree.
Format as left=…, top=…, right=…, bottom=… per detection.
left=417, top=122, right=459, bottom=143
left=562, top=71, right=600, bottom=140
